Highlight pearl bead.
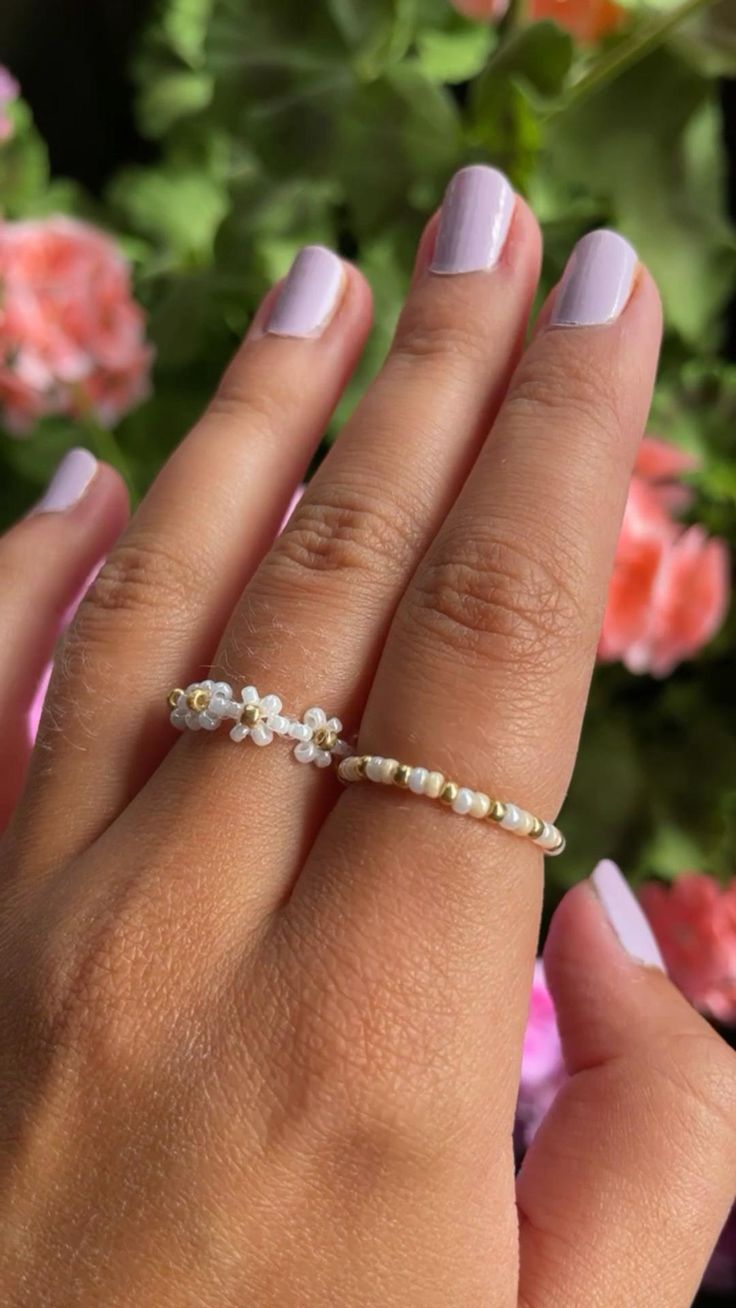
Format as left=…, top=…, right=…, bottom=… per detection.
left=379, top=758, right=398, bottom=783
left=500, top=803, right=523, bottom=832
left=366, top=756, right=385, bottom=782
left=408, top=767, right=428, bottom=794
left=470, top=791, right=490, bottom=819
left=425, top=771, right=444, bottom=799
left=452, top=787, right=474, bottom=815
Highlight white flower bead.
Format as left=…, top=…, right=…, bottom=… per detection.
left=250, top=722, right=273, bottom=746
left=408, top=767, right=428, bottom=795
left=470, top=791, right=490, bottom=819
left=289, top=722, right=311, bottom=742
left=452, top=787, right=474, bottom=816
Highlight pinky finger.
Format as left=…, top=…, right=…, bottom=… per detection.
left=517, top=861, right=736, bottom=1308
left=0, top=449, right=128, bottom=830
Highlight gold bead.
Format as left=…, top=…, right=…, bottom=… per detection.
left=241, top=702, right=261, bottom=727
left=487, top=800, right=505, bottom=823
left=394, top=764, right=411, bottom=788
left=357, top=755, right=368, bottom=777
left=440, top=781, right=458, bottom=805
left=528, top=816, right=544, bottom=840
left=168, top=688, right=184, bottom=709
left=313, top=726, right=338, bottom=751
left=187, top=687, right=210, bottom=712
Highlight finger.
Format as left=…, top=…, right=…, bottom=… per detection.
left=148, top=167, right=543, bottom=915
left=517, top=862, right=736, bottom=1308
left=298, top=234, right=662, bottom=1140
left=18, top=250, right=371, bottom=870
left=0, top=451, right=127, bottom=832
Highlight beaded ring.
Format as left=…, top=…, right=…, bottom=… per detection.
left=337, top=754, right=565, bottom=856
left=167, top=681, right=352, bottom=769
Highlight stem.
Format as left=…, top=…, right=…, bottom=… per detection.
left=82, top=417, right=138, bottom=504
left=547, top=0, right=714, bottom=119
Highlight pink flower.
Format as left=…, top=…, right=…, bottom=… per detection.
left=448, top=0, right=510, bottom=19
left=640, top=875, right=736, bottom=1024
left=0, top=217, right=153, bottom=434
left=517, top=961, right=566, bottom=1143
left=599, top=444, right=729, bottom=677
left=633, top=434, right=698, bottom=515
left=0, top=66, right=19, bottom=143
left=526, top=0, right=623, bottom=42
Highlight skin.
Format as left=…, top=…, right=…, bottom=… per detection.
left=0, top=196, right=734, bottom=1308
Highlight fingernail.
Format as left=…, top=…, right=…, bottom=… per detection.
left=31, top=448, right=98, bottom=515
left=431, top=165, right=515, bottom=275
left=266, top=245, right=345, bottom=338
left=551, top=230, right=637, bottom=327
left=590, top=860, right=665, bottom=971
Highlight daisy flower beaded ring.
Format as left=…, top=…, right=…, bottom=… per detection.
left=166, top=682, right=565, bottom=855
left=168, top=682, right=351, bottom=765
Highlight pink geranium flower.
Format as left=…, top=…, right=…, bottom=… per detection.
left=517, top=961, right=566, bottom=1143
left=599, top=439, right=729, bottom=677
left=0, top=66, right=19, bottom=143
left=0, top=216, right=153, bottom=434
left=640, top=875, right=736, bottom=1024
left=448, top=0, right=510, bottom=18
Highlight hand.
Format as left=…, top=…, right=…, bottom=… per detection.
left=0, top=168, right=734, bottom=1307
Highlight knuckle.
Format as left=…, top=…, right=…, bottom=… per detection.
left=506, top=348, right=624, bottom=456
left=393, top=301, right=492, bottom=373
left=73, top=535, right=196, bottom=637
left=263, top=479, right=421, bottom=598
left=407, top=527, right=590, bottom=672
left=207, top=371, right=282, bottom=440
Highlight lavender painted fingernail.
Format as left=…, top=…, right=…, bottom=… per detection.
left=431, top=165, right=514, bottom=275
left=590, top=860, right=665, bottom=971
left=552, top=230, right=637, bottom=327
left=266, top=245, right=345, bottom=338
left=31, top=448, right=98, bottom=515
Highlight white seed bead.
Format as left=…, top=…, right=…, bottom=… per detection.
left=425, top=771, right=445, bottom=799
left=365, top=756, right=384, bottom=783
left=514, top=808, right=535, bottom=837
left=241, top=685, right=259, bottom=705
left=269, top=714, right=291, bottom=736
left=500, top=803, right=524, bottom=833
left=315, top=750, right=332, bottom=769
left=408, top=767, right=429, bottom=795
left=250, top=724, right=273, bottom=746
left=470, top=791, right=490, bottom=819
left=289, top=721, right=311, bottom=742
left=295, top=740, right=316, bottom=764
left=379, top=758, right=398, bottom=783
left=452, top=787, right=474, bottom=815
left=537, top=822, right=560, bottom=851
left=334, top=739, right=352, bottom=757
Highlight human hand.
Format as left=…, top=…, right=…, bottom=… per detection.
left=1, top=167, right=734, bottom=1307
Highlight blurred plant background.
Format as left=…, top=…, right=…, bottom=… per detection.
left=1, top=2, right=736, bottom=1296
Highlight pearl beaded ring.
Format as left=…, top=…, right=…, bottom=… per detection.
left=167, top=681, right=352, bottom=768
left=337, top=754, right=565, bottom=856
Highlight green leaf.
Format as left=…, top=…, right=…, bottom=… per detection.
left=108, top=164, right=229, bottom=263
left=137, top=70, right=214, bottom=136
left=478, top=21, right=574, bottom=101
left=541, top=48, right=736, bottom=346
left=416, top=24, right=496, bottom=84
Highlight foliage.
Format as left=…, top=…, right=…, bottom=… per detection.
left=1, top=0, right=735, bottom=892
